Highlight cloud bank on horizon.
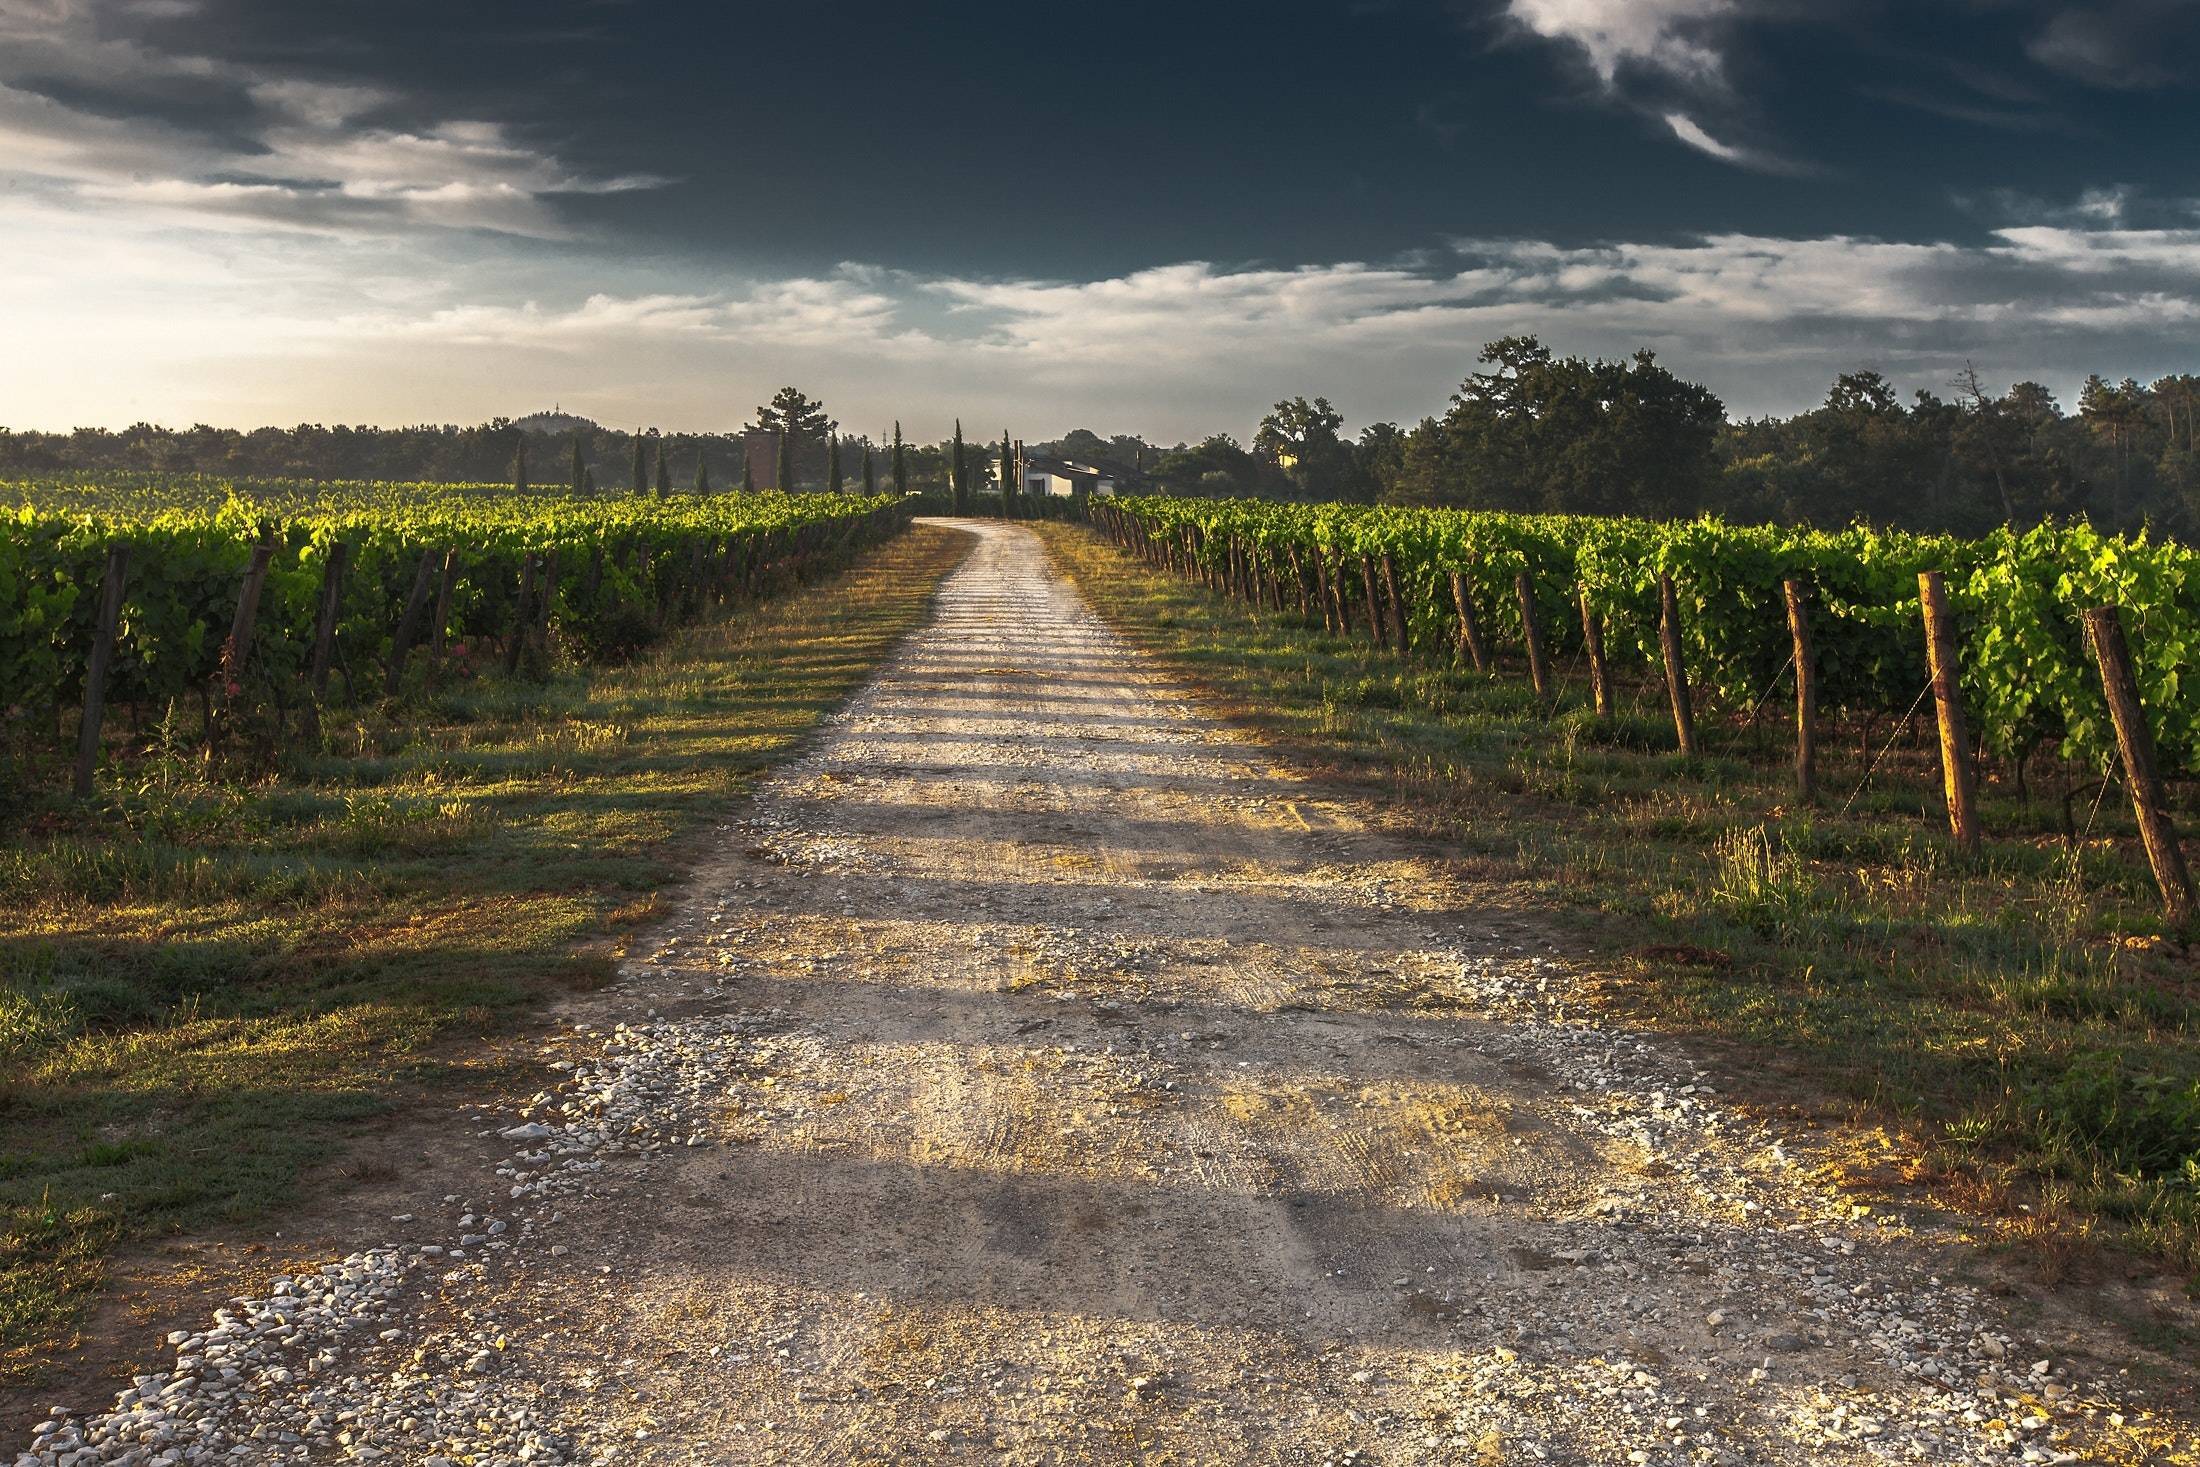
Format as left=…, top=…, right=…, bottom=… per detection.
left=3, top=0, right=2198, bottom=439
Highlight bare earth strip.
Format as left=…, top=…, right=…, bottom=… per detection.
left=21, top=521, right=2193, bottom=1466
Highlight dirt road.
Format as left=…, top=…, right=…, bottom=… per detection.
left=24, top=521, right=2186, bottom=1465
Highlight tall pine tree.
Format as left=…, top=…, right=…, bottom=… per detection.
left=775, top=428, right=794, bottom=492
left=862, top=442, right=875, bottom=494
left=694, top=452, right=711, bottom=493
left=654, top=441, right=671, bottom=495
left=891, top=422, right=908, bottom=496
left=571, top=430, right=587, bottom=494
left=741, top=440, right=755, bottom=492
left=828, top=432, right=843, bottom=492
left=951, top=420, right=968, bottom=514
left=513, top=438, right=529, bottom=493
left=1000, top=430, right=1014, bottom=516
left=631, top=434, right=647, bottom=494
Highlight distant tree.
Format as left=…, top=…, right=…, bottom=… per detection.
left=694, top=452, right=711, bottom=494
left=863, top=441, right=876, bottom=494
left=892, top=421, right=908, bottom=495
left=583, top=466, right=597, bottom=494
left=631, top=435, right=647, bottom=495
left=828, top=430, right=844, bottom=493
left=1355, top=422, right=1408, bottom=502
left=951, top=420, right=968, bottom=513
left=654, top=441, right=671, bottom=495
left=1399, top=337, right=1723, bottom=516
left=1000, top=430, right=1015, bottom=508
left=2081, top=373, right=2147, bottom=522
left=1254, top=396, right=1350, bottom=499
left=742, top=443, right=755, bottom=492
left=513, top=438, right=528, bottom=493
left=571, top=430, right=588, bottom=494
left=1152, top=435, right=1265, bottom=497
left=755, top=387, right=830, bottom=489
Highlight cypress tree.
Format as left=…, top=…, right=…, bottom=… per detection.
left=775, top=428, right=794, bottom=492
left=513, top=438, right=528, bottom=493
left=862, top=442, right=875, bottom=494
left=631, top=435, right=647, bottom=494
left=891, top=422, right=907, bottom=495
left=654, top=441, right=671, bottom=495
left=742, top=443, right=755, bottom=492
left=583, top=466, right=597, bottom=494
left=571, top=431, right=587, bottom=494
left=694, top=453, right=710, bottom=494
left=828, top=433, right=843, bottom=493
left=951, top=420, right=968, bottom=514
left=1000, top=430, right=1014, bottom=515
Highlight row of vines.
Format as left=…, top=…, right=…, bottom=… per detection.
left=1098, top=497, right=2199, bottom=777
left=0, top=482, right=912, bottom=784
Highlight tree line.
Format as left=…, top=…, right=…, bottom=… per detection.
left=0, top=387, right=988, bottom=503
left=1130, top=339, right=2200, bottom=536
left=9, top=346, right=2198, bottom=533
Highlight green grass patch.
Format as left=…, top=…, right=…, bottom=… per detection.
left=0, top=524, right=970, bottom=1379
left=1039, top=523, right=2200, bottom=1281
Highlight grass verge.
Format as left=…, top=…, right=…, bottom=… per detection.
left=0, top=522, right=970, bottom=1379
left=1038, top=522, right=2200, bottom=1286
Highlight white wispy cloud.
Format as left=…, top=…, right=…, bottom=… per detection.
left=9, top=176, right=2198, bottom=438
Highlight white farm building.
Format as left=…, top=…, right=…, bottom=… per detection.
left=1019, top=455, right=1118, bottom=498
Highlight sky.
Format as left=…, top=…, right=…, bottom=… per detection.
left=4, top=0, right=2200, bottom=442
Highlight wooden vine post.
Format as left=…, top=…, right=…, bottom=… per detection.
left=1359, top=559, right=1387, bottom=650
left=384, top=547, right=444, bottom=696
left=505, top=554, right=538, bottom=675
left=222, top=527, right=278, bottom=690
left=1450, top=571, right=1489, bottom=673
left=1515, top=573, right=1550, bottom=697
left=1285, top=544, right=1312, bottom=622
left=1783, top=578, right=1818, bottom=803
left=1658, top=572, right=1699, bottom=756
left=1577, top=588, right=1613, bottom=717
left=2081, top=605, right=2194, bottom=922
left=1916, top=571, right=1980, bottom=853
left=73, top=545, right=130, bottom=798
left=306, top=541, right=352, bottom=712
left=1381, top=555, right=1410, bottom=656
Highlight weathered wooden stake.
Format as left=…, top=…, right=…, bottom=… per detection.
left=73, top=545, right=130, bottom=798
left=1359, top=559, right=1387, bottom=650
left=1516, top=573, right=1550, bottom=698
left=222, top=528, right=278, bottom=686
left=2082, top=604, right=2194, bottom=921
left=307, top=541, right=351, bottom=705
left=1658, top=572, right=1699, bottom=757
left=1917, top=570, right=1981, bottom=854
left=383, top=547, right=443, bottom=696
left=1381, top=555, right=1410, bottom=656
left=1286, top=544, right=1312, bottom=622
left=1578, top=588, right=1612, bottom=716
left=1784, top=578, right=1818, bottom=803
left=1450, top=571, right=1489, bottom=673
left=505, top=554, right=538, bottom=675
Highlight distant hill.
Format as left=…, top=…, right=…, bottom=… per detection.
left=511, top=409, right=601, bottom=437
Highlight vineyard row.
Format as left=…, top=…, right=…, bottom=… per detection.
left=0, top=488, right=913, bottom=794
left=1091, top=496, right=2197, bottom=920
